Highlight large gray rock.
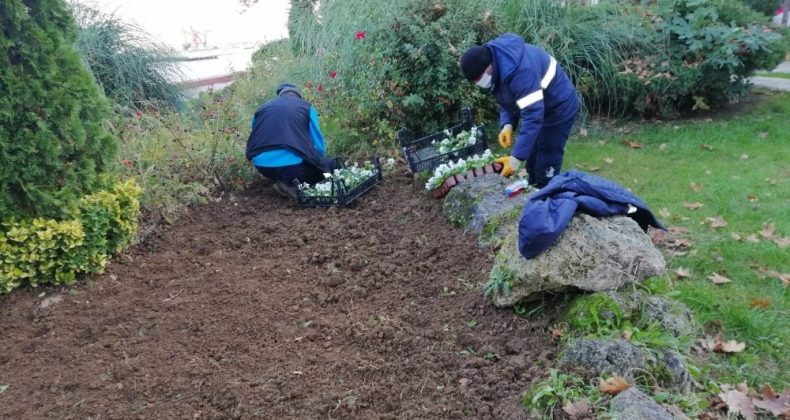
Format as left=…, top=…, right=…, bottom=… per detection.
left=488, top=214, right=666, bottom=306
left=560, top=339, right=646, bottom=382
left=659, top=350, right=692, bottom=394
left=442, top=174, right=533, bottom=245
left=609, top=388, right=674, bottom=420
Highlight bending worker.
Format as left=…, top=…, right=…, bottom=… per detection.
left=460, top=33, right=579, bottom=188
left=246, top=83, right=335, bottom=200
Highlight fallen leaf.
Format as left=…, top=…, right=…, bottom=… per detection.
left=752, top=386, right=790, bottom=417
left=715, top=339, right=746, bottom=354
left=690, top=182, right=704, bottom=192
left=622, top=330, right=633, bottom=340
left=720, top=389, right=756, bottom=420
left=750, top=298, right=771, bottom=309
left=757, top=131, right=768, bottom=139
left=709, top=273, right=731, bottom=284
left=760, top=223, right=775, bottom=239
left=598, top=140, right=607, bottom=146
left=563, top=399, right=592, bottom=418
left=604, top=157, right=614, bottom=164
left=660, top=143, right=668, bottom=151
left=599, top=375, right=631, bottom=395
left=670, top=226, right=689, bottom=234
left=705, top=216, right=728, bottom=228
left=730, top=233, right=742, bottom=241
left=659, top=208, right=671, bottom=218
left=745, top=234, right=760, bottom=243
left=0, top=385, right=7, bottom=393
left=700, top=144, right=714, bottom=151
left=579, top=128, right=588, bottom=137
left=747, top=194, right=758, bottom=202
left=588, top=166, right=601, bottom=172
left=683, top=202, right=704, bottom=210
left=550, top=323, right=569, bottom=339
left=740, top=154, right=749, bottom=160
left=622, top=139, right=643, bottom=149
left=675, top=267, right=692, bottom=279
left=773, top=237, right=790, bottom=249
left=650, top=229, right=666, bottom=245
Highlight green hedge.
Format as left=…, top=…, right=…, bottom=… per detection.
left=0, top=179, right=142, bottom=293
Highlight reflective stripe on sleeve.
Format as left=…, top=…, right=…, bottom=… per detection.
left=516, top=90, right=544, bottom=109
left=541, top=57, right=557, bottom=89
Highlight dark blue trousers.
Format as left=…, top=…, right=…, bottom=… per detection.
left=526, top=116, right=576, bottom=188
left=256, top=163, right=325, bottom=185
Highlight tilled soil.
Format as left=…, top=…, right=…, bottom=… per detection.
left=0, top=171, right=558, bottom=419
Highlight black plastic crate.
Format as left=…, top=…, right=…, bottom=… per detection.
left=397, top=107, right=488, bottom=174
left=295, top=156, right=383, bottom=208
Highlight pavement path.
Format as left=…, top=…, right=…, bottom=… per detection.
left=750, top=61, right=790, bottom=92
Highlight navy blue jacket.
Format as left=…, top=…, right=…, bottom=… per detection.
left=246, top=95, right=329, bottom=171
left=487, top=33, right=579, bottom=161
left=518, top=170, right=665, bottom=259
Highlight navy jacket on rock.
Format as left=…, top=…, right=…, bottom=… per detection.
left=518, top=170, right=666, bottom=259
left=486, top=33, right=579, bottom=161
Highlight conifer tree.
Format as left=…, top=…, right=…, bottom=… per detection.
left=1, top=0, right=117, bottom=219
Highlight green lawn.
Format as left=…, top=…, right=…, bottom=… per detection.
left=565, top=92, right=790, bottom=388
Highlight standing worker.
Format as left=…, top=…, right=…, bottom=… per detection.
left=246, top=83, right=336, bottom=200
left=460, top=33, right=580, bottom=188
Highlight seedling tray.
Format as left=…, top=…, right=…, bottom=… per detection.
left=397, top=107, right=488, bottom=174
left=430, top=162, right=503, bottom=199
left=295, top=156, right=383, bottom=208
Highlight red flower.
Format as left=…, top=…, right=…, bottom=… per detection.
left=317, top=84, right=324, bottom=92
left=355, top=31, right=366, bottom=40
left=329, top=71, right=337, bottom=79
left=122, top=159, right=133, bottom=168
left=134, top=111, right=143, bottom=118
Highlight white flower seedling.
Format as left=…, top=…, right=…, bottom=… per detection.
left=431, top=126, right=482, bottom=155
left=425, top=149, right=497, bottom=190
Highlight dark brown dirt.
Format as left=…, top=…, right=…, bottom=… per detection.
left=0, top=171, right=558, bottom=419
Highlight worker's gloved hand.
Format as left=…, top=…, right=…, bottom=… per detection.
left=495, top=155, right=522, bottom=177
left=498, top=124, right=514, bottom=148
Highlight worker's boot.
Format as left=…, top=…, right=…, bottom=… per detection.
left=272, top=181, right=298, bottom=201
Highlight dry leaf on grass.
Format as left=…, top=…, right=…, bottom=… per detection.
left=708, top=273, right=731, bottom=284
left=599, top=375, right=630, bottom=395
left=760, top=223, right=775, bottom=239
left=588, top=166, right=600, bottom=172
left=757, top=131, right=769, bottom=139
left=701, top=332, right=746, bottom=353
left=550, top=323, right=569, bottom=339
left=563, top=399, right=592, bottom=418
left=622, top=139, right=643, bottom=149
left=740, top=154, right=749, bottom=160
left=720, top=389, right=756, bottom=420
left=705, top=216, right=728, bottom=228
left=659, top=208, right=671, bottom=218
left=752, top=385, right=790, bottom=417
left=690, top=182, right=704, bottom=192
left=773, top=236, right=789, bottom=249
left=700, top=144, right=715, bottom=151
left=745, top=234, right=760, bottom=243
left=683, top=202, right=704, bottom=210
left=659, top=143, right=668, bottom=151
left=675, top=267, right=692, bottom=279
left=578, top=128, right=588, bottom=137
left=604, top=157, right=614, bottom=164
left=650, top=229, right=666, bottom=245
left=730, top=233, right=742, bottom=241
left=747, top=194, right=758, bottom=202
left=750, top=298, right=771, bottom=309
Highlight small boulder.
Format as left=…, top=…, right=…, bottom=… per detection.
left=559, top=339, right=646, bottom=382
left=641, top=295, right=696, bottom=338
left=609, top=387, right=674, bottom=420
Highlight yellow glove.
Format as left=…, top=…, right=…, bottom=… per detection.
left=495, top=156, right=523, bottom=177
left=498, top=124, right=514, bottom=148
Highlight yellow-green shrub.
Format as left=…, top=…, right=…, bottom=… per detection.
left=0, top=179, right=142, bottom=293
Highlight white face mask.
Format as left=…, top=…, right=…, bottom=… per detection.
left=475, top=72, right=493, bottom=89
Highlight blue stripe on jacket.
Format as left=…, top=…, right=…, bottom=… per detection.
left=251, top=106, right=326, bottom=167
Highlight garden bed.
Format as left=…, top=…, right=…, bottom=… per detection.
left=0, top=173, right=558, bottom=419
